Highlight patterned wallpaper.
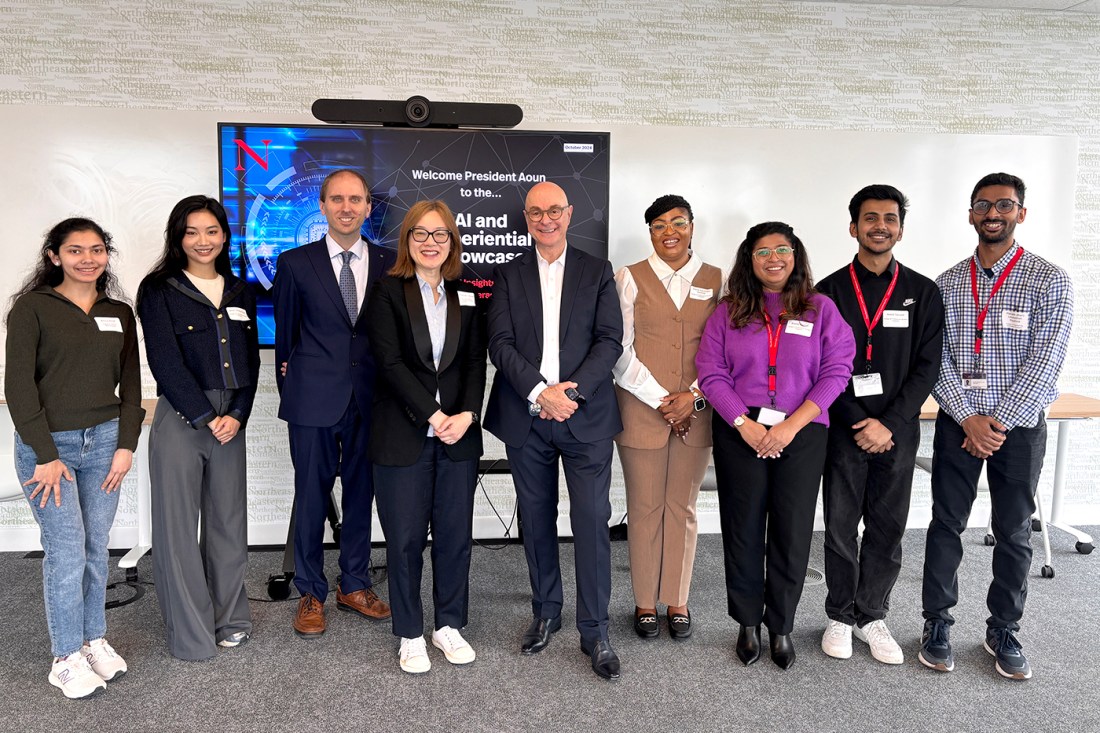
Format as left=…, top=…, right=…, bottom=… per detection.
left=1, top=0, right=1098, bottom=541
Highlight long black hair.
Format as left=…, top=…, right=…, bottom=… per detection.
left=6, top=218, right=124, bottom=325
left=721, top=221, right=816, bottom=328
left=137, top=195, right=233, bottom=310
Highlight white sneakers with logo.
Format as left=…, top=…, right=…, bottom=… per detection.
left=821, top=619, right=853, bottom=659
left=854, top=619, right=905, bottom=665
left=49, top=651, right=107, bottom=699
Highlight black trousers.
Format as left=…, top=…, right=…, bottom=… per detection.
left=922, top=411, right=1046, bottom=631
left=823, top=419, right=920, bottom=627
left=374, top=440, right=477, bottom=639
left=713, top=417, right=827, bottom=635
left=507, top=419, right=613, bottom=646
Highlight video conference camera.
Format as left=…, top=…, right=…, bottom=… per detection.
left=312, top=96, right=523, bottom=129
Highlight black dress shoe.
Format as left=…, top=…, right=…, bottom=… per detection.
left=634, top=609, right=659, bottom=639
left=736, top=624, right=761, bottom=665
left=581, top=639, right=621, bottom=680
left=668, top=608, right=692, bottom=640
left=770, top=631, right=796, bottom=670
left=521, top=616, right=561, bottom=655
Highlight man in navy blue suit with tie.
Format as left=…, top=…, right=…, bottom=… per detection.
left=274, top=169, right=395, bottom=636
left=484, top=181, right=624, bottom=680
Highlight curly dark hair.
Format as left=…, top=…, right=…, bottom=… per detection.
left=7, top=218, right=125, bottom=325
left=720, top=221, right=816, bottom=329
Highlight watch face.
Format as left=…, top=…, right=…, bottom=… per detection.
left=694, top=396, right=706, bottom=411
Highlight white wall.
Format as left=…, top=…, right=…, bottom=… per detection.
left=1, top=0, right=1098, bottom=550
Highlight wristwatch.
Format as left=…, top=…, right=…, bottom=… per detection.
left=733, top=413, right=746, bottom=427
left=691, top=387, right=707, bottom=412
left=468, top=411, right=480, bottom=424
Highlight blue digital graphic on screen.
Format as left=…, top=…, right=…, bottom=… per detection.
left=219, top=123, right=611, bottom=346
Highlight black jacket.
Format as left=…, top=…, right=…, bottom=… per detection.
left=366, top=275, right=487, bottom=466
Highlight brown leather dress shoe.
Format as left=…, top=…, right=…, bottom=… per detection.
left=336, top=587, right=392, bottom=620
left=293, top=594, right=326, bottom=637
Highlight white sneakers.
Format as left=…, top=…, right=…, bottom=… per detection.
left=821, top=619, right=853, bottom=659
left=399, top=636, right=432, bottom=674
left=432, top=626, right=476, bottom=665
left=400, top=627, right=477, bottom=674
left=853, top=619, right=905, bottom=665
left=49, top=651, right=107, bottom=699
left=49, top=638, right=128, bottom=699
left=822, top=619, right=904, bottom=664
left=83, top=638, right=128, bottom=681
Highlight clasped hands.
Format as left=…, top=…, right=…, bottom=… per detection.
left=736, top=418, right=798, bottom=459
left=852, top=417, right=894, bottom=454
left=960, top=414, right=1008, bottom=459
left=535, top=382, right=581, bottom=422
left=430, top=410, right=473, bottom=444
left=659, top=391, right=696, bottom=438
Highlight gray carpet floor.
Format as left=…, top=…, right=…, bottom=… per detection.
left=1, top=526, right=1097, bottom=733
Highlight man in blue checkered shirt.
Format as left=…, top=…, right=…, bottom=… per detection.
left=919, top=172, right=1074, bottom=681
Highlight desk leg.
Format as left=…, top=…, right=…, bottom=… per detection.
left=1043, top=422, right=1094, bottom=554
left=119, top=424, right=152, bottom=571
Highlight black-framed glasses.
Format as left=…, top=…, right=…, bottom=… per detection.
left=525, top=205, right=568, bottom=222
left=753, top=246, right=795, bottom=259
left=410, top=227, right=451, bottom=244
left=649, top=217, right=691, bottom=234
left=972, top=198, right=1021, bottom=215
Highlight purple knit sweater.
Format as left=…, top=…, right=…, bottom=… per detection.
left=696, top=292, right=855, bottom=427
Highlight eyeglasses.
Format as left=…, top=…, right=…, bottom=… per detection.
left=525, top=205, right=568, bottom=222
left=971, top=199, right=1022, bottom=215
left=753, top=246, right=795, bottom=259
left=649, top=217, right=691, bottom=234
left=410, top=227, right=451, bottom=244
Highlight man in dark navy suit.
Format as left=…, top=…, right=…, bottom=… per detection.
left=484, top=181, right=624, bottom=680
left=273, top=169, right=394, bottom=636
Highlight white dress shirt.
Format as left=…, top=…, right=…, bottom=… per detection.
left=613, top=252, right=704, bottom=409
left=326, top=234, right=369, bottom=314
left=526, top=246, right=568, bottom=405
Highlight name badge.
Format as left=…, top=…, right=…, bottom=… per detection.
left=785, top=319, right=813, bottom=337
left=962, top=371, right=988, bottom=390
left=852, top=373, right=884, bottom=397
left=94, top=316, right=122, bottom=332
left=882, top=310, right=909, bottom=328
left=1002, top=310, right=1029, bottom=331
left=757, top=406, right=787, bottom=426
left=689, top=286, right=713, bottom=301
left=458, top=291, right=476, bottom=307
left=226, top=307, right=250, bottom=321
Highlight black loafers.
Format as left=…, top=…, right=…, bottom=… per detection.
left=770, top=631, right=796, bottom=670
left=668, top=608, right=692, bottom=640
left=634, top=609, right=659, bottom=639
left=736, top=624, right=761, bottom=665
left=521, top=616, right=561, bottom=655
left=581, top=638, right=621, bottom=680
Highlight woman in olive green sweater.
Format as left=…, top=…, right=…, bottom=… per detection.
left=5, top=218, right=144, bottom=700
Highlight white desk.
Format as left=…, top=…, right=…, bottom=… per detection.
left=919, top=393, right=1099, bottom=575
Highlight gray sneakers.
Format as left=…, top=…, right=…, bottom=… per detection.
left=985, top=627, right=1032, bottom=680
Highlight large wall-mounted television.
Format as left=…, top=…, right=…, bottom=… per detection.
left=218, top=123, right=611, bottom=346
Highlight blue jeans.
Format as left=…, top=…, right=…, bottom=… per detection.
left=15, top=419, right=122, bottom=658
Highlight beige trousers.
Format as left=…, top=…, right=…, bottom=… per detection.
left=618, top=440, right=711, bottom=608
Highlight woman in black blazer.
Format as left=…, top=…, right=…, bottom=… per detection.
left=367, top=200, right=487, bottom=675
left=136, top=196, right=260, bottom=660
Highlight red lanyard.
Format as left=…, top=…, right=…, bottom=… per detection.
left=969, top=247, right=1023, bottom=358
left=848, top=262, right=900, bottom=369
left=763, top=311, right=786, bottom=405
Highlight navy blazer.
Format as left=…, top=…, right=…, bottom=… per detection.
left=273, top=238, right=395, bottom=427
left=138, top=273, right=260, bottom=428
left=366, top=276, right=487, bottom=466
left=484, top=246, right=624, bottom=448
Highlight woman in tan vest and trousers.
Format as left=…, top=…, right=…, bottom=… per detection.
left=613, top=194, right=721, bottom=639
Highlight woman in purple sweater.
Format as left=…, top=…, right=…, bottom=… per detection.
left=697, top=221, right=854, bottom=670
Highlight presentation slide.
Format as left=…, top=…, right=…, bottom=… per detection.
left=219, top=123, right=611, bottom=345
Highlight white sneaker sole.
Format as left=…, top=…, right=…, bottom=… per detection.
left=917, top=650, right=954, bottom=672
left=821, top=639, right=852, bottom=659
left=400, top=655, right=431, bottom=674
